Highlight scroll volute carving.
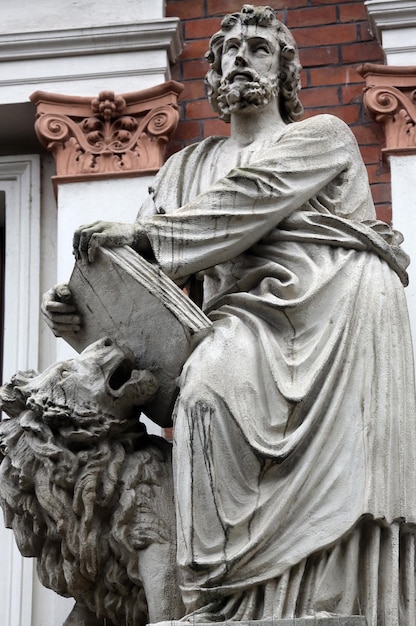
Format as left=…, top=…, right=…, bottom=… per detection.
left=30, top=81, right=183, bottom=182
left=358, top=63, right=416, bottom=156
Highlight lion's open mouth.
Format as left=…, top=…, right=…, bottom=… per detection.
left=98, top=337, right=159, bottom=403
left=108, top=358, right=134, bottom=391
left=107, top=354, right=159, bottom=402
left=101, top=337, right=138, bottom=395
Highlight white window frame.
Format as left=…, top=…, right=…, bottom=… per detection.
left=0, top=154, right=40, bottom=626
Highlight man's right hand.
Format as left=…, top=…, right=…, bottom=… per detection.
left=72, top=220, right=150, bottom=263
left=41, top=284, right=81, bottom=337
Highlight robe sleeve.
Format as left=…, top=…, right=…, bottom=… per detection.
left=143, top=114, right=371, bottom=280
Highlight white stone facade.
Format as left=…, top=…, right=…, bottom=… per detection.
left=366, top=0, right=416, bottom=346
left=1, top=1, right=416, bottom=623
left=0, top=1, right=181, bottom=624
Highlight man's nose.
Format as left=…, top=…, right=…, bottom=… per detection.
left=235, top=53, right=248, bottom=67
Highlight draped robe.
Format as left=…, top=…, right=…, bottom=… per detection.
left=139, top=114, right=416, bottom=625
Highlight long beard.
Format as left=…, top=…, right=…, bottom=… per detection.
left=217, top=74, right=279, bottom=117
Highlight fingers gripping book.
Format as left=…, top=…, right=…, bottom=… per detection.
left=66, top=246, right=211, bottom=427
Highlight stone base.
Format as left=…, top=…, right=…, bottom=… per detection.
left=150, top=618, right=367, bottom=626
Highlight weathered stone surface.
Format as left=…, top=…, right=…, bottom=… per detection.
left=6, top=4, right=416, bottom=626
left=0, top=339, right=183, bottom=625
left=149, top=615, right=367, bottom=626
left=66, top=245, right=211, bottom=426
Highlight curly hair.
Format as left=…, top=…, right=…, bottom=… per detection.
left=0, top=369, right=180, bottom=626
left=205, top=4, right=303, bottom=124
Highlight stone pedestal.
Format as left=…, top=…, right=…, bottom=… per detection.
left=151, top=618, right=367, bottom=626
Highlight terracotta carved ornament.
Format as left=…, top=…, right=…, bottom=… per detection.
left=30, top=81, right=183, bottom=184
left=358, top=63, right=416, bottom=157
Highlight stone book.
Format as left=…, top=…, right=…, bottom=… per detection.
left=66, top=245, right=211, bottom=427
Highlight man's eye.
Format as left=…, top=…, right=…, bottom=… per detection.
left=254, top=45, right=270, bottom=54
left=226, top=44, right=239, bottom=52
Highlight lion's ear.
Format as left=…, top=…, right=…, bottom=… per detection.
left=0, top=383, right=26, bottom=418
left=0, top=370, right=38, bottom=418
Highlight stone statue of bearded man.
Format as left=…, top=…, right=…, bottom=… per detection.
left=44, top=6, right=416, bottom=626
left=204, top=4, right=303, bottom=124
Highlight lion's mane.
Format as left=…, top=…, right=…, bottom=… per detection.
left=0, top=370, right=175, bottom=625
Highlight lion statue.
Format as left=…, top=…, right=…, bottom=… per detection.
left=0, top=337, right=184, bottom=626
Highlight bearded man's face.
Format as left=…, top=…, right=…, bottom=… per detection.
left=217, top=72, right=279, bottom=117
left=218, top=23, right=280, bottom=117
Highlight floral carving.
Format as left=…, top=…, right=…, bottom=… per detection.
left=364, top=85, right=416, bottom=152
left=358, top=64, right=416, bottom=156
left=30, top=82, right=183, bottom=182
left=91, top=91, right=127, bottom=120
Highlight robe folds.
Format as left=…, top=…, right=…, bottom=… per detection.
left=140, top=115, right=416, bottom=624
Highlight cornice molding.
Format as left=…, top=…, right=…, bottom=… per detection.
left=0, top=18, right=182, bottom=63
left=0, top=66, right=170, bottom=89
left=30, top=81, right=183, bottom=185
left=365, top=1, right=416, bottom=41
left=358, top=63, right=416, bottom=155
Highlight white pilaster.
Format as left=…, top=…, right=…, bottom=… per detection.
left=0, top=2, right=182, bottom=623
left=389, top=155, right=416, bottom=345
left=365, top=0, right=416, bottom=345
left=366, top=0, right=416, bottom=64
left=0, top=155, right=40, bottom=626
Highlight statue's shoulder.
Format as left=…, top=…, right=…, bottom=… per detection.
left=165, top=135, right=227, bottom=166
left=153, top=136, right=226, bottom=192
left=285, top=114, right=356, bottom=144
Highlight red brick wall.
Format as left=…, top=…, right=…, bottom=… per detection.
left=166, top=0, right=391, bottom=222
